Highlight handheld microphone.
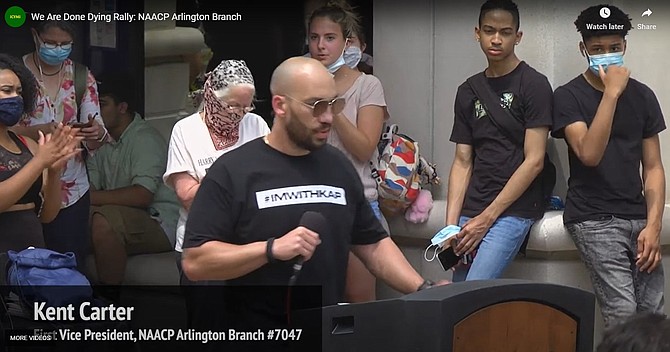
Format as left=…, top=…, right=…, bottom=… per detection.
left=288, top=211, right=327, bottom=286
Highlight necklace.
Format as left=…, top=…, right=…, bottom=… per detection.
left=31, top=52, right=65, bottom=105
left=42, top=69, right=62, bottom=77
left=32, top=52, right=63, bottom=77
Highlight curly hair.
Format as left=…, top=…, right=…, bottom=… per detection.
left=0, top=54, right=38, bottom=114
left=309, top=0, right=361, bottom=40
left=575, top=5, right=632, bottom=41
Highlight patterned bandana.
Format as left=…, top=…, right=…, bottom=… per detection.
left=199, top=60, right=255, bottom=150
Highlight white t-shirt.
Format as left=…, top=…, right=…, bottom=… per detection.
left=163, top=112, right=270, bottom=252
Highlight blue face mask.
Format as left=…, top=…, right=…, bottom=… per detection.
left=326, top=48, right=347, bottom=74
left=0, top=96, right=24, bottom=127
left=38, top=44, right=72, bottom=66
left=586, top=52, right=624, bottom=75
left=424, top=225, right=461, bottom=261
left=344, top=46, right=362, bottom=69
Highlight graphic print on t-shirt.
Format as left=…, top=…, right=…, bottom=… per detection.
left=0, top=159, right=21, bottom=172
left=197, top=156, right=215, bottom=167
left=256, top=185, right=347, bottom=209
left=474, top=92, right=515, bottom=119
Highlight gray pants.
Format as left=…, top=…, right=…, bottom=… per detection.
left=567, top=216, right=665, bottom=327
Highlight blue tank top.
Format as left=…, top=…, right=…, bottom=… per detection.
left=0, top=132, right=42, bottom=205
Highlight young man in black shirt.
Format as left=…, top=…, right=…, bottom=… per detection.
left=181, top=57, right=440, bottom=339
left=447, top=0, right=553, bottom=281
left=552, top=5, right=665, bottom=327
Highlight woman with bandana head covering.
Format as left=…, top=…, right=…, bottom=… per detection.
left=164, top=59, right=270, bottom=282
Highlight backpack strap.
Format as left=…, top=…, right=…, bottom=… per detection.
left=370, top=161, right=383, bottom=185
left=418, top=156, right=440, bottom=185
left=74, top=62, right=87, bottom=123
left=381, top=124, right=397, bottom=143
left=466, top=72, right=525, bottom=147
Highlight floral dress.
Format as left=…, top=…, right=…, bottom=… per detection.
left=21, top=55, right=103, bottom=208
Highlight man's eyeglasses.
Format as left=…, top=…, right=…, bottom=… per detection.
left=39, top=37, right=74, bottom=50
left=284, top=95, right=345, bottom=117
left=223, top=102, right=255, bottom=114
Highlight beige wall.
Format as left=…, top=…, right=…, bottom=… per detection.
left=374, top=0, right=670, bottom=201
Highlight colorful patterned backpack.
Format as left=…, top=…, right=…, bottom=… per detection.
left=370, top=124, right=440, bottom=217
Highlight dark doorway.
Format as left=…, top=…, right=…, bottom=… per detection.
left=0, top=0, right=145, bottom=116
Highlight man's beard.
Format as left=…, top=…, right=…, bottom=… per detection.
left=285, top=111, right=327, bottom=152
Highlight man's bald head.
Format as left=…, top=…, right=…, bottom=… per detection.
left=268, top=56, right=338, bottom=155
left=270, top=56, right=333, bottom=97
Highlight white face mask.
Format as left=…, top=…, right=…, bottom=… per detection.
left=326, top=46, right=347, bottom=74
left=344, top=46, right=362, bottom=68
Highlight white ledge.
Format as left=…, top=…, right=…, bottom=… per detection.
left=388, top=201, right=670, bottom=253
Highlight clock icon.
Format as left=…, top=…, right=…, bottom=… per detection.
left=600, top=7, right=611, bottom=18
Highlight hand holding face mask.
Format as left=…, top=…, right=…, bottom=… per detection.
left=586, top=51, right=624, bottom=75
left=598, top=64, right=631, bottom=98
left=424, top=225, right=461, bottom=261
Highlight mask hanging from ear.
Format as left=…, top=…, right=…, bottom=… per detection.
left=344, top=46, right=362, bottom=68
left=326, top=46, right=347, bottom=74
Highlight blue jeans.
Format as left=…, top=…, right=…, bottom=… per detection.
left=453, top=215, right=534, bottom=282
left=369, top=200, right=382, bottom=220
left=566, top=216, right=665, bottom=327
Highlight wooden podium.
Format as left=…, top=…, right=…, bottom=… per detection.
left=318, top=279, right=595, bottom=352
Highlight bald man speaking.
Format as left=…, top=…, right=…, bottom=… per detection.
left=181, top=58, right=439, bottom=345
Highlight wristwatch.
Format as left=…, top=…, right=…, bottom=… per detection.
left=266, top=238, right=277, bottom=264
left=417, top=279, right=435, bottom=291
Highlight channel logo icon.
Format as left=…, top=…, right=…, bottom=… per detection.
left=5, top=6, right=27, bottom=27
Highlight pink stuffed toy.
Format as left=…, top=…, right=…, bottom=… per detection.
left=405, top=189, right=434, bottom=224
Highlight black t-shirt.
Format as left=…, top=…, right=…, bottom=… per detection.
left=183, top=138, right=388, bottom=307
left=450, top=61, right=553, bottom=219
left=552, top=76, right=666, bottom=224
